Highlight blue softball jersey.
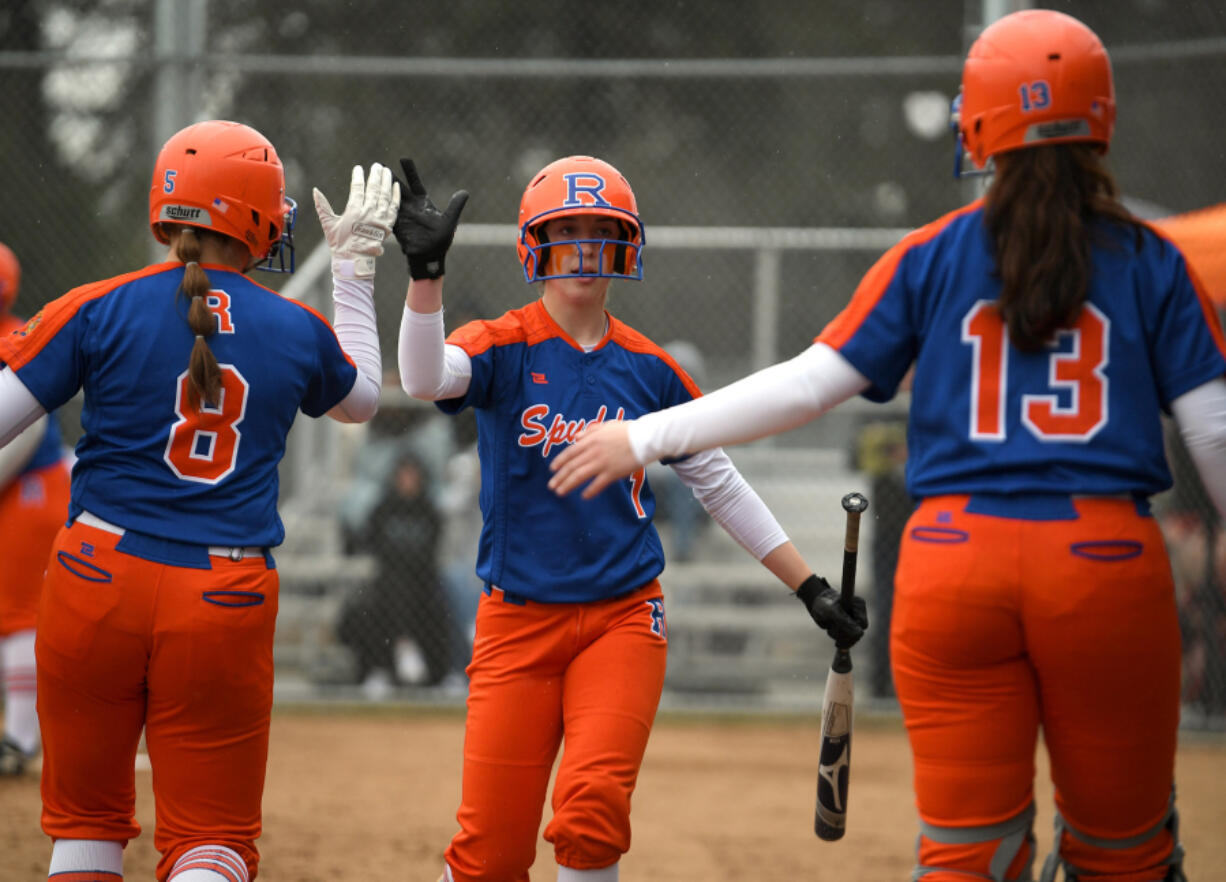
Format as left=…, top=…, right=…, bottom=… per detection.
left=0, top=262, right=357, bottom=548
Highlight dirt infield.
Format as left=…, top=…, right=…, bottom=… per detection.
left=3, top=707, right=1224, bottom=880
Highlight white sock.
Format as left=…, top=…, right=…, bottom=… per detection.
left=49, top=839, right=124, bottom=878
left=557, top=863, right=619, bottom=882
left=168, top=845, right=249, bottom=881
left=2, top=629, right=40, bottom=754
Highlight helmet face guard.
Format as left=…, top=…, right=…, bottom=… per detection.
left=517, top=156, right=645, bottom=283
left=954, top=9, right=1115, bottom=175
left=253, top=196, right=297, bottom=274
left=150, top=120, right=296, bottom=274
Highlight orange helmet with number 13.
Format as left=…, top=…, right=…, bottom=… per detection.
left=957, top=9, right=1115, bottom=171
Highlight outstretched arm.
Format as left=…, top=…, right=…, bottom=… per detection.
left=0, top=411, right=47, bottom=485
left=0, top=368, right=47, bottom=452
left=1171, top=376, right=1226, bottom=520
left=549, top=342, right=870, bottom=498
left=389, top=158, right=473, bottom=402
left=670, top=446, right=867, bottom=646
left=315, top=163, right=399, bottom=423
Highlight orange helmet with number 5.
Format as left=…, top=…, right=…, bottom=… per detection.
left=0, top=241, right=19, bottom=315
left=517, top=155, right=644, bottom=283
left=149, top=120, right=296, bottom=270
left=958, top=9, right=1115, bottom=170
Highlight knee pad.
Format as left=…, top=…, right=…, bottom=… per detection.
left=1037, top=789, right=1185, bottom=882
left=913, top=801, right=1037, bottom=881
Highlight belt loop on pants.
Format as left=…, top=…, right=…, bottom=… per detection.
left=483, top=584, right=528, bottom=605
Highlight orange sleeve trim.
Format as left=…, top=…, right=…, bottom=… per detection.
left=446, top=304, right=537, bottom=356
left=1147, top=220, right=1226, bottom=358
left=817, top=200, right=983, bottom=350
left=609, top=319, right=703, bottom=399
left=0, top=264, right=170, bottom=370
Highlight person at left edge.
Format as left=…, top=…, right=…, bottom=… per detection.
left=0, top=120, right=398, bottom=882
left=0, top=241, right=71, bottom=778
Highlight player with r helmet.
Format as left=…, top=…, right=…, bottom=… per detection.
left=0, top=241, right=71, bottom=779
left=393, top=154, right=865, bottom=882
left=551, top=10, right=1225, bottom=881
left=516, top=155, right=644, bottom=282
left=0, top=120, right=398, bottom=880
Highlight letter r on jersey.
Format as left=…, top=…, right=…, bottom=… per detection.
left=206, top=290, right=235, bottom=333
left=563, top=173, right=611, bottom=208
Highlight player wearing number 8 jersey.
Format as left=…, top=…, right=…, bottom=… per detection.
left=0, top=120, right=397, bottom=881
left=393, top=154, right=865, bottom=882
left=550, top=10, right=1226, bottom=882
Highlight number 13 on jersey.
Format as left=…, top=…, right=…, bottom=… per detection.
left=961, top=301, right=1108, bottom=443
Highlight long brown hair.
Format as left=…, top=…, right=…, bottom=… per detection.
left=985, top=144, right=1142, bottom=352
left=175, top=227, right=223, bottom=409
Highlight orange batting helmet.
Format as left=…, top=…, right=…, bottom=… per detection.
left=0, top=241, right=19, bottom=315
left=149, top=120, right=296, bottom=272
left=517, top=155, right=644, bottom=283
left=957, top=9, right=1115, bottom=171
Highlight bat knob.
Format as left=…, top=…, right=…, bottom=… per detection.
left=841, top=492, right=868, bottom=514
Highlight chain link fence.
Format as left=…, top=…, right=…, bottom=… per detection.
left=2, top=0, right=1224, bottom=724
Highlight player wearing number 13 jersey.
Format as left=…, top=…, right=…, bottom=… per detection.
left=0, top=120, right=398, bottom=881
left=549, top=11, right=1226, bottom=882
left=393, top=154, right=864, bottom=882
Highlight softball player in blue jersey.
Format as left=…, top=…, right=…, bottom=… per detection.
left=551, top=11, right=1226, bottom=882
left=391, top=154, right=867, bottom=882
left=0, top=120, right=397, bottom=882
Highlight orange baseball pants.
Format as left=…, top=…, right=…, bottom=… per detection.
left=444, top=581, right=668, bottom=881
left=36, top=519, right=278, bottom=881
left=892, top=495, right=1182, bottom=881
left=0, top=460, right=70, bottom=635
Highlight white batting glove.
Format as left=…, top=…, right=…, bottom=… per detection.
left=313, top=163, right=400, bottom=280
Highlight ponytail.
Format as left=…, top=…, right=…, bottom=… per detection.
left=176, top=228, right=223, bottom=409
left=985, top=144, right=1142, bottom=353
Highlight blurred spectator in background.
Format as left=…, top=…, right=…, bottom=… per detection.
left=337, top=450, right=459, bottom=694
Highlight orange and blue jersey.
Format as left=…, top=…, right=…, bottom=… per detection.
left=818, top=200, right=1226, bottom=506
left=440, top=299, right=699, bottom=603
left=0, top=262, right=357, bottom=549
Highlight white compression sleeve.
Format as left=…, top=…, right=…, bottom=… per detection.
left=1171, top=376, right=1226, bottom=521
left=328, top=275, right=382, bottom=423
left=0, top=414, right=47, bottom=486
left=628, top=342, right=870, bottom=463
left=669, top=447, right=789, bottom=560
left=0, top=368, right=47, bottom=450
left=398, top=305, right=472, bottom=401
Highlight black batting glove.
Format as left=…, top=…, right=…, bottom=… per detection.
left=796, top=574, right=868, bottom=649
left=391, top=158, right=469, bottom=280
